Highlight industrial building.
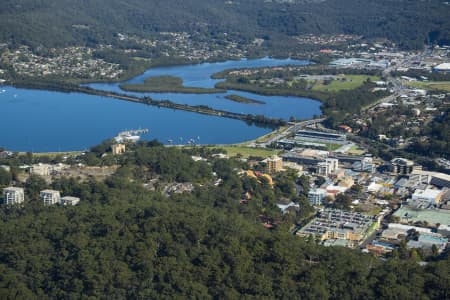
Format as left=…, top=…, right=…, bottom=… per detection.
left=2, top=187, right=25, bottom=205
left=40, top=190, right=61, bottom=205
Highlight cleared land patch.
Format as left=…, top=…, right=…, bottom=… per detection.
left=311, top=75, right=380, bottom=92
left=209, top=146, right=281, bottom=158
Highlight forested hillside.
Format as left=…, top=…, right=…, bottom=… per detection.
left=0, top=143, right=449, bottom=299
left=0, top=0, right=449, bottom=49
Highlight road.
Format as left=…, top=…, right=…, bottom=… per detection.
left=252, top=117, right=326, bottom=147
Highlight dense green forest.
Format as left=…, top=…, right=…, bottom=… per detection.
left=407, top=108, right=450, bottom=159
left=214, top=66, right=389, bottom=126
left=0, top=0, right=449, bottom=49
left=0, top=142, right=449, bottom=299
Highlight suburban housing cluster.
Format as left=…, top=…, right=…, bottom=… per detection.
left=259, top=126, right=450, bottom=253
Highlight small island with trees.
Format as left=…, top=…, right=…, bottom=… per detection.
left=224, top=94, right=265, bottom=104
left=120, top=75, right=226, bottom=94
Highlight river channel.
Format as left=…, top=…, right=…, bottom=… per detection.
left=0, top=58, right=321, bottom=152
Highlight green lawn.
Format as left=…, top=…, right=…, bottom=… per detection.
left=347, top=145, right=366, bottom=155
left=407, top=81, right=450, bottom=92
left=311, top=75, right=380, bottom=92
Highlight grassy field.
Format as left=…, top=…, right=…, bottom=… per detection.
left=120, top=75, right=226, bottom=94
left=407, top=81, right=450, bottom=92
left=208, top=146, right=281, bottom=158
left=291, top=139, right=342, bottom=151
left=311, top=75, right=380, bottom=92
left=347, top=144, right=366, bottom=155
left=20, top=151, right=82, bottom=157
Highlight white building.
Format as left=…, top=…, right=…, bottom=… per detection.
left=361, top=157, right=375, bottom=173
left=61, top=196, right=80, bottom=206
left=434, top=62, right=450, bottom=72
left=317, top=158, right=339, bottom=176
left=2, top=187, right=25, bottom=205
left=308, top=188, right=327, bottom=206
left=412, top=189, right=443, bottom=205
left=40, top=190, right=61, bottom=205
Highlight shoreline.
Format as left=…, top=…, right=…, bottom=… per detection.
left=10, top=125, right=292, bottom=155
left=2, top=57, right=324, bottom=154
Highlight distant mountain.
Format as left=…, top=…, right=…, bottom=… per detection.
left=0, top=0, right=449, bottom=49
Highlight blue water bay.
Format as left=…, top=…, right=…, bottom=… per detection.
left=0, top=58, right=321, bottom=152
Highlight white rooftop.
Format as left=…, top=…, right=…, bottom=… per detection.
left=412, top=189, right=442, bottom=199
left=434, top=62, right=450, bottom=71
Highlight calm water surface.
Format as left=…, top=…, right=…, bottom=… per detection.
left=89, top=57, right=322, bottom=120
left=0, top=58, right=322, bottom=152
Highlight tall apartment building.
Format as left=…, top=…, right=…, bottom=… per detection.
left=390, top=158, right=420, bottom=175
left=2, top=187, right=25, bottom=205
left=40, top=189, right=61, bottom=205
left=263, top=155, right=283, bottom=173
left=308, top=188, right=327, bottom=206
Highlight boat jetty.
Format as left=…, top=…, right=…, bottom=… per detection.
left=114, top=129, right=149, bottom=143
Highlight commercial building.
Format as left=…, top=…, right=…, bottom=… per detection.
left=295, top=130, right=347, bottom=145
left=317, top=158, right=339, bottom=176
left=2, top=187, right=25, bottom=205
left=381, top=223, right=432, bottom=241
left=308, top=188, right=327, bottom=206
left=61, top=196, right=80, bottom=206
left=408, top=170, right=450, bottom=188
left=40, top=190, right=61, bottom=205
left=412, top=189, right=444, bottom=205
left=262, top=155, right=283, bottom=173
left=407, top=233, right=448, bottom=253
left=282, top=148, right=329, bottom=166
left=297, top=209, right=375, bottom=248
left=366, top=241, right=395, bottom=256
left=430, top=173, right=450, bottom=189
